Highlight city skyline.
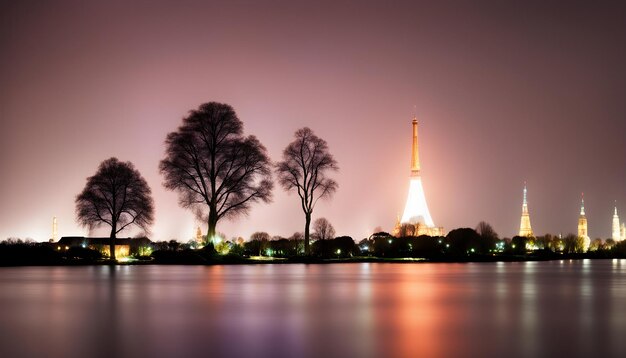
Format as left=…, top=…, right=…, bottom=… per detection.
left=2, top=1, right=626, bottom=241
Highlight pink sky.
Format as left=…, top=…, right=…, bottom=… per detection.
left=1, top=1, right=626, bottom=242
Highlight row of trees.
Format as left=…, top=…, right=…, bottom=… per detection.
left=144, top=222, right=626, bottom=261
left=6, top=221, right=626, bottom=263
left=75, top=102, right=338, bottom=259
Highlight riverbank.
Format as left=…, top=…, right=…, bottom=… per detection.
left=1, top=251, right=621, bottom=267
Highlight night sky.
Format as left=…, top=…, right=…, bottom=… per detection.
left=1, top=1, right=625, bottom=242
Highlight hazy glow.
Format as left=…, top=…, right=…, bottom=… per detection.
left=400, top=177, right=435, bottom=227
left=2, top=2, right=626, bottom=241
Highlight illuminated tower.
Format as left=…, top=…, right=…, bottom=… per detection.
left=398, top=115, right=443, bottom=236
left=518, top=184, right=533, bottom=237
left=196, top=226, right=203, bottom=244
left=51, top=216, right=58, bottom=242
left=621, top=222, right=626, bottom=241
left=578, top=195, right=588, bottom=238
left=578, top=195, right=590, bottom=251
left=612, top=205, right=621, bottom=241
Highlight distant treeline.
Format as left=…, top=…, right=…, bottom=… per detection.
left=3, top=225, right=626, bottom=265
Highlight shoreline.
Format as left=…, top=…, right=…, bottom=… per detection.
left=1, top=253, right=620, bottom=267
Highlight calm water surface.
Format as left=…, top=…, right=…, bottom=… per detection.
left=1, top=261, right=626, bottom=358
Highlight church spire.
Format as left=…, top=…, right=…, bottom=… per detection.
left=519, top=183, right=533, bottom=237
left=580, top=193, right=585, bottom=216
left=410, top=115, right=420, bottom=176
left=613, top=201, right=621, bottom=241
left=578, top=193, right=589, bottom=248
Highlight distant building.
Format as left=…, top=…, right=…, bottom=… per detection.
left=612, top=205, right=621, bottom=241
left=57, top=236, right=152, bottom=258
left=394, top=115, right=444, bottom=237
left=578, top=195, right=590, bottom=251
left=518, top=184, right=534, bottom=237
left=621, top=223, right=626, bottom=241
left=50, top=216, right=58, bottom=242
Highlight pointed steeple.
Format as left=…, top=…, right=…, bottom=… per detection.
left=580, top=193, right=585, bottom=216
left=410, top=115, right=420, bottom=176
left=613, top=201, right=621, bottom=241
left=519, top=183, right=533, bottom=237
left=578, top=193, right=588, bottom=240
left=522, top=183, right=528, bottom=213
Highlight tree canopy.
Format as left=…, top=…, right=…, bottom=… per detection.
left=275, top=127, right=338, bottom=255
left=159, top=102, right=273, bottom=240
left=313, top=217, right=335, bottom=241
left=75, top=157, right=154, bottom=260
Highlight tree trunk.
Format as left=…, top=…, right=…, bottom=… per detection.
left=304, top=213, right=311, bottom=256
left=207, top=208, right=218, bottom=243
left=109, top=224, right=116, bottom=261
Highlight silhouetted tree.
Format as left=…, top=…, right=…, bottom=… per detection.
left=446, top=228, right=483, bottom=255
left=313, top=217, right=335, bottom=241
left=311, top=236, right=357, bottom=258
left=510, top=236, right=528, bottom=254
left=476, top=221, right=499, bottom=241
left=75, top=158, right=154, bottom=260
left=160, top=102, right=273, bottom=239
left=275, top=127, right=338, bottom=255
left=250, top=231, right=270, bottom=256
left=168, top=240, right=180, bottom=251
left=289, top=232, right=305, bottom=255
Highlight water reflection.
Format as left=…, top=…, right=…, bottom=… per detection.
left=0, top=261, right=625, bottom=357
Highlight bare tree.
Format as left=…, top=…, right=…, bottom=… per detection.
left=75, top=158, right=154, bottom=260
left=476, top=221, right=499, bottom=241
left=313, top=217, right=335, bottom=240
left=160, top=102, right=273, bottom=240
left=276, top=128, right=339, bottom=255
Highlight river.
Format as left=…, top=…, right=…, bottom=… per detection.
left=1, top=260, right=625, bottom=357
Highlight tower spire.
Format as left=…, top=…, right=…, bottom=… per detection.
left=578, top=193, right=589, bottom=249
left=613, top=201, right=621, bottom=241
left=398, top=113, right=442, bottom=236
left=519, top=183, right=533, bottom=237
left=580, top=193, right=585, bottom=215
left=51, top=216, right=58, bottom=242
left=410, top=115, right=420, bottom=176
